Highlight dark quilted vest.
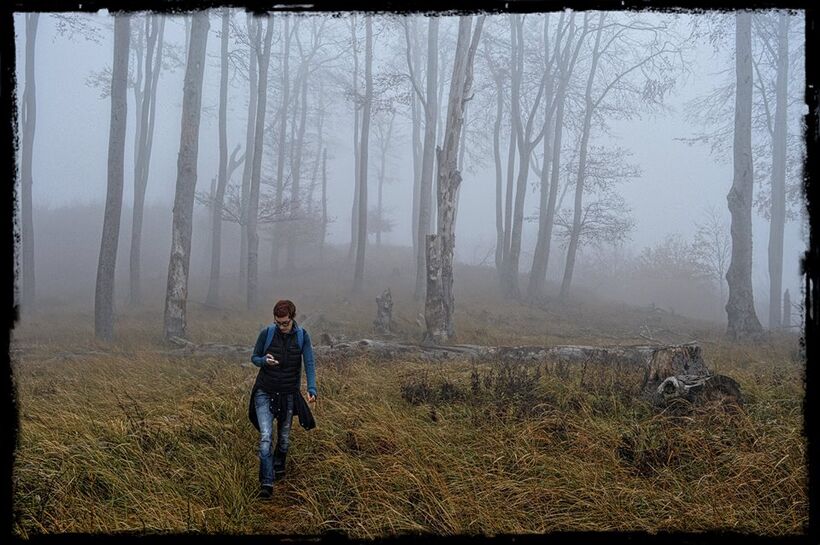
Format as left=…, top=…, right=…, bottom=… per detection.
left=255, top=329, right=303, bottom=393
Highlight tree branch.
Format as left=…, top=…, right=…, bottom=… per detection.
left=402, top=18, right=427, bottom=111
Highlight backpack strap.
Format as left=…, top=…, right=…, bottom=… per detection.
left=263, top=324, right=304, bottom=352
left=264, top=325, right=275, bottom=353
left=296, top=326, right=304, bottom=350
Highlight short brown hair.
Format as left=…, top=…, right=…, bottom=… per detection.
left=273, top=300, right=296, bottom=319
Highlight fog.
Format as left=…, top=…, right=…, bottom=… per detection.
left=13, top=9, right=807, bottom=327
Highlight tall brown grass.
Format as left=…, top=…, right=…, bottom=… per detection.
left=11, top=293, right=806, bottom=537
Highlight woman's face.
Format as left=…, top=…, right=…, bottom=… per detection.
left=274, top=315, right=293, bottom=333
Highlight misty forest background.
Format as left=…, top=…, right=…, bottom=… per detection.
left=11, top=8, right=808, bottom=536
left=14, top=9, right=806, bottom=335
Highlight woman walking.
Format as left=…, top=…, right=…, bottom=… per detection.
left=248, top=299, right=317, bottom=499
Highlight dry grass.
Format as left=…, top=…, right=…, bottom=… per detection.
left=11, top=285, right=807, bottom=537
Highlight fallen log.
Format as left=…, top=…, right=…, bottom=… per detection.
left=167, top=336, right=702, bottom=370
left=167, top=336, right=247, bottom=356
left=163, top=336, right=740, bottom=407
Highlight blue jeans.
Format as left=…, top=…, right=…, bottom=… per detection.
left=254, top=390, right=294, bottom=487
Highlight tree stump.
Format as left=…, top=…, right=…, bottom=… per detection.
left=644, top=343, right=710, bottom=388
left=374, top=288, right=394, bottom=335
left=653, top=374, right=744, bottom=406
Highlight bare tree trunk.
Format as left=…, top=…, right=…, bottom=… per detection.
left=527, top=133, right=556, bottom=298
left=500, top=16, right=523, bottom=297
left=425, top=15, right=484, bottom=343
left=131, top=22, right=144, bottom=179
left=531, top=91, right=566, bottom=293
left=307, top=81, right=325, bottom=220
left=238, top=14, right=257, bottom=295
left=782, top=289, right=791, bottom=329
left=498, top=17, right=521, bottom=296
left=457, top=103, right=468, bottom=173
left=492, top=70, right=504, bottom=275
left=273, top=16, right=292, bottom=274
left=502, top=118, right=516, bottom=275
left=503, top=15, right=551, bottom=298
left=163, top=12, right=209, bottom=339
left=142, top=15, right=164, bottom=220
left=432, top=43, right=451, bottom=236
left=352, top=16, right=372, bottom=293
left=286, top=61, right=309, bottom=271
left=423, top=234, right=445, bottom=343
left=560, top=13, right=604, bottom=300
left=377, top=141, right=385, bottom=248
left=206, top=9, right=230, bottom=307
left=529, top=13, right=583, bottom=298
left=320, top=147, right=328, bottom=263
left=536, top=19, right=589, bottom=298
left=183, top=14, right=191, bottom=59
left=411, top=85, right=421, bottom=256
left=245, top=15, right=274, bottom=311
left=725, top=11, right=763, bottom=340
left=129, top=15, right=164, bottom=307
left=348, top=15, right=361, bottom=263
left=128, top=17, right=146, bottom=305
left=414, top=17, right=439, bottom=300
left=410, top=17, right=423, bottom=261
left=20, top=13, right=39, bottom=312
left=767, top=12, right=788, bottom=330
left=376, top=113, right=395, bottom=247
left=94, top=14, right=129, bottom=341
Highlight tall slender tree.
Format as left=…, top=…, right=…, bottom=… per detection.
left=682, top=13, right=804, bottom=329
left=413, top=17, right=439, bottom=299
left=407, top=16, right=423, bottom=263
left=306, top=78, right=326, bottom=219
left=94, top=14, right=130, bottom=341
left=528, top=13, right=587, bottom=298
left=245, top=15, right=274, bottom=310
left=348, top=15, right=363, bottom=263
left=375, top=110, right=396, bottom=247
left=273, top=16, right=293, bottom=273
left=206, top=9, right=233, bottom=306
left=501, top=14, right=554, bottom=297
left=285, top=66, right=309, bottom=270
left=559, top=14, right=680, bottom=298
left=425, top=15, right=484, bottom=343
left=131, top=22, right=144, bottom=179
left=766, top=12, right=789, bottom=329
left=238, top=14, right=257, bottom=294
left=482, top=42, right=506, bottom=275
left=320, top=147, right=328, bottom=262
left=129, top=14, right=165, bottom=306
left=163, top=11, right=209, bottom=339
left=20, top=13, right=39, bottom=312
left=352, top=15, right=372, bottom=293
left=725, top=11, right=763, bottom=340
left=307, top=76, right=334, bottom=230
left=285, top=19, right=324, bottom=271
left=559, top=13, right=604, bottom=299
left=501, top=24, right=517, bottom=287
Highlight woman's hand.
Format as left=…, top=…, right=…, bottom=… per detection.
left=265, top=354, right=279, bottom=366
left=306, top=392, right=316, bottom=403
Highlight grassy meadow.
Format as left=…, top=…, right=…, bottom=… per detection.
left=11, top=267, right=807, bottom=537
